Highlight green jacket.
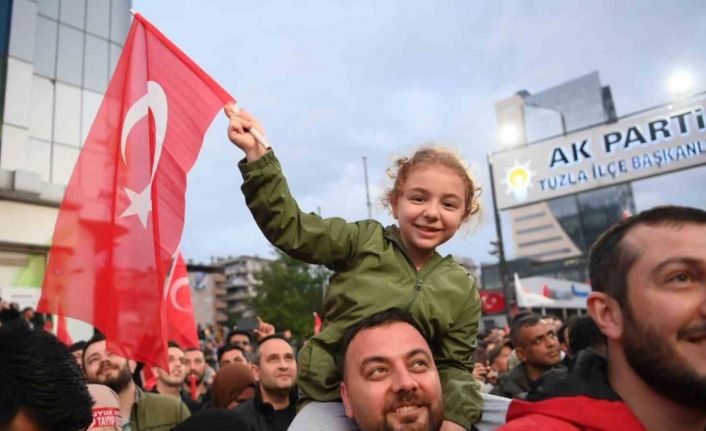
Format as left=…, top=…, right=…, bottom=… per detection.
left=129, top=387, right=190, bottom=431
left=240, top=151, right=483, bottom=427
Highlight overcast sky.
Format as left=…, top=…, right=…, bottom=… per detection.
left=132, top=0, right=706, bottom=267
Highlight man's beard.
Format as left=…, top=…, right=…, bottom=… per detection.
left=381, top=390, right=443, bottom=431
left=91, top=362, right=133, bottom=394
left=622, top=304, right=706, bottom=409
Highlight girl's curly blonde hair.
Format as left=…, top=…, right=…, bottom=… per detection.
left=382, top=146, right=481, bottom=222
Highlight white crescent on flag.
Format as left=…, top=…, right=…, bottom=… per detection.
left=119, top=81, right=168, bottom=228
left=169, top=276, right=191, bottom=313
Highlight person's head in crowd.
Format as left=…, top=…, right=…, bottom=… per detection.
left=153, top=341, right=187, bottom=394
left=488, top=342, right=513, bottom=373
left=470, top=344, right=488, bottom=364
left=253, top=335, right=297, bottom=400
left=542, top=314, right=563, bottom=332
left=282, top=328, right=293, bottom=341
left=509, top=313, right=561, bottom=378
left=86, top=384, right=121, bottom=431
left=0, top=323, right=93, bottom=431
left=69, top=341, right=87, bottom=369
left=184, top=347, right=207, bottom=385
left=588, top=205, right=706, bottom=417
left=567, top=315, right=606, bottom=358
left=489, top=327, right=507, bottom=344
left=83, top=334, right=135, bottom=396
left=21, top=307, right=34, bottom=322
left=218, top=343, right=250, bottom=368
left=227, top=330, right=255, bottom=353
left=211, top=363, right=256, bottom=409
left=557, top=315, right=579, bottom=356
left=339, top=309, right=444, bottom=431
left=0, top=303, right=22, bottom=326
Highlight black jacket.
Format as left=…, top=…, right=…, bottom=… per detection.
left=490, top=362, right=567, bottom=399
left=229, top=384, right=298, bottom=431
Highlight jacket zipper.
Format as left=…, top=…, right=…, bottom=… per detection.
left=405, top=254, right=448, bottom=311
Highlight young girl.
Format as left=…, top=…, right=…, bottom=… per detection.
left=225, top=106, right=483, bottom=430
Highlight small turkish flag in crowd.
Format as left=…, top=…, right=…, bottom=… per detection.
left=166, top=253, right=199, bottom=350
left=313, top=312, right=322, bottom=335
left=38, top=13, right=232, bottom=369
left=479, top=291, right=506, bottom=315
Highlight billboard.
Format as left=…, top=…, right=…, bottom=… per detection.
left=491, top=94, right=706, bottom=210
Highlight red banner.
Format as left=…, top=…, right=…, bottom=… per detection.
left=38, top=13, right=232, bottom=369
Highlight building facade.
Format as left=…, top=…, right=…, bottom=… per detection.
left=495, top=72, right=634, bottom=263
left=0, top=0, right=131, bottom=315
left=218, top=255, right=269, bottom=323
left=482, top=72, right=638, bottom=323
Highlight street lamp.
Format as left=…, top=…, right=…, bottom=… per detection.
left=667, top=70, right=694, bottom=96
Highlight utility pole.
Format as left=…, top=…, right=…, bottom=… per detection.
left=487, top=154, right=512, bottom=319
left=362, top=156, right=372, bottom=219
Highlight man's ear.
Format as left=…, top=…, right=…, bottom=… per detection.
left=340, top=382, right=355, bottom=419
left=515, top=347, right=527, bottom=363
left=128, top=359, right=137, bottom=373
left=587, top=292, right=623, bottom=341
left=251, top=363, right=259, bottom=381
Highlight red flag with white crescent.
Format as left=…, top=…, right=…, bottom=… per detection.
left=479, top=291, right=506, bottom=315
left=166, top=253, right=199, bottom=349
left=37, top=13, right=233, bottom=369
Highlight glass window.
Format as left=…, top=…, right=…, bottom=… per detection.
left=56, top=24, right=84, bottom=86
left=83, top=34, right=108, bottom=93
left=547, top=195, right=584, bottom=250
left=27, top=138, right=52, bottom=181
left=8, top=0, right=37, bottom=62
left=59, top=0, right=85, bottom=29
left=54, top=82, right=81, bottom=147
left=0, top=124, right=29, bottom=172
left=4, top=58, right=33, bottom=128
left=86, top=0, right=110, bottom=38
left=0, top=0, right=11, bottom=56
left=37, top=0, right=60, bottom=19
left=29, top=75, right=55, bottom=141
left=110, top=0, right=130, bottom=43
left=51, top=144, right=80, bottom=185
left=109, top=42, right=122, bottom=76
left=33, top=16, right=58, bottom=79
left=577, top=184, right=633, bottom=250
left=81, top=89, right=103, bottom=145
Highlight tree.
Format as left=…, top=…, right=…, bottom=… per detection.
left=248, top=250, right=329, bottom=341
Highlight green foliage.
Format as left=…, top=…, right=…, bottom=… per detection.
left=248, top=250, right=329, bottom=341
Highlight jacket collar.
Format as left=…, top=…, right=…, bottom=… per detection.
left=383, top=225, right=446, bottom=271
left=253, top=383, right=298, bottom=414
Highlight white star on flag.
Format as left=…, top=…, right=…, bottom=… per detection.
left=120, top=186, right=152, bottom=228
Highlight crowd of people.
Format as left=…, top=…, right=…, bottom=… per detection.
left=0, top=106, right=704, bottom=431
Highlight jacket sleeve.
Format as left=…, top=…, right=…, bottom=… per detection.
left=239, top=151, right=366, bottom=271
left=436, top=277, right=483, bottom=428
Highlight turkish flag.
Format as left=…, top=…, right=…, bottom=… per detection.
left=479, top=291, right=506, bottom=315
left=313, top=312, right=322, bottom=335
left=56, top=314, right=73, bottom=346
left=166, top=253, right=199, bottom=349
left=37, top=13, right=232, bottom=369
